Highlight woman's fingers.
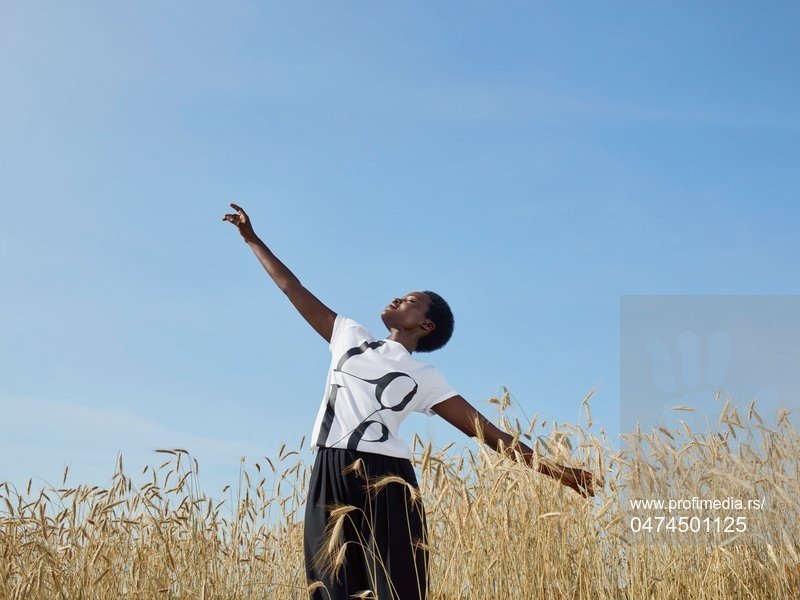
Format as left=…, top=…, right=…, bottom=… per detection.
left=222, top=213, right=238, bottom=223
left=581, top=471, right=595, bottom=497
left=230, top=202, right=247, bottom=218
left=564, top=467, right=594, bottom=497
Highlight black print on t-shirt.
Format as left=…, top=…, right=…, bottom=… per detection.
left=316, top=339, right=419, bottom=450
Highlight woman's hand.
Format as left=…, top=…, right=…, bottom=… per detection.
left=222, top=203, right=257, bottom=243
left=537, top=458, right=595, bottom=497
left=559, top=466, right=595, bottom=498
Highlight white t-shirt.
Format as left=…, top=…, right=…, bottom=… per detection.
left=310, top=314, right=458, bottom=459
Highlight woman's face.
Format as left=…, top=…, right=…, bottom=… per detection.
left=380, top=291, right=434, bottom=332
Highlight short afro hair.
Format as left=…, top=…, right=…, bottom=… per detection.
left=415, top=290, right=454, bottom=353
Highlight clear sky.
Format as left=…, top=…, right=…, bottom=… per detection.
left=2, top=1, right=798, bottom=498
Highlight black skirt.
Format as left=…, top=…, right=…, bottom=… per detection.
left=303, top=447, right=429, bottom=600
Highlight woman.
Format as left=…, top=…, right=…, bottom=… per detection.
left=223, top=203, right=594, bottom=600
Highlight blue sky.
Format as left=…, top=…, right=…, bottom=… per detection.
left=2, top=2, right=798, bottom=497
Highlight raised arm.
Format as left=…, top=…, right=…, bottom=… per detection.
left=223, top=203, right=336, bottom=343
left=432, top=394, right=594, bottom=497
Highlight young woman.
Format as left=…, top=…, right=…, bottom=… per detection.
left=223, top=203, right=594, bottom=600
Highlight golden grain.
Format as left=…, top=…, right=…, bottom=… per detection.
left=1, top=397, right=798, bottom=598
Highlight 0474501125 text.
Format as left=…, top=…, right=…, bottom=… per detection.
left=629, top=515, right=749, bottom=534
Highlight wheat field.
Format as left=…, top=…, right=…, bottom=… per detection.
left=2, top=391, right=799, bottom=599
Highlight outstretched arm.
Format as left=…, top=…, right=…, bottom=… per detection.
left=222, top=203, right=336, bottom=343
left=432, top=394, right=594, bottom=497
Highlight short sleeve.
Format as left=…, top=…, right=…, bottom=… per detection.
left=415, top=366, right=458, bottom=416
left=329, top=315, right=374, bottom=355
left=328, top=314, right=346, bottom=352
